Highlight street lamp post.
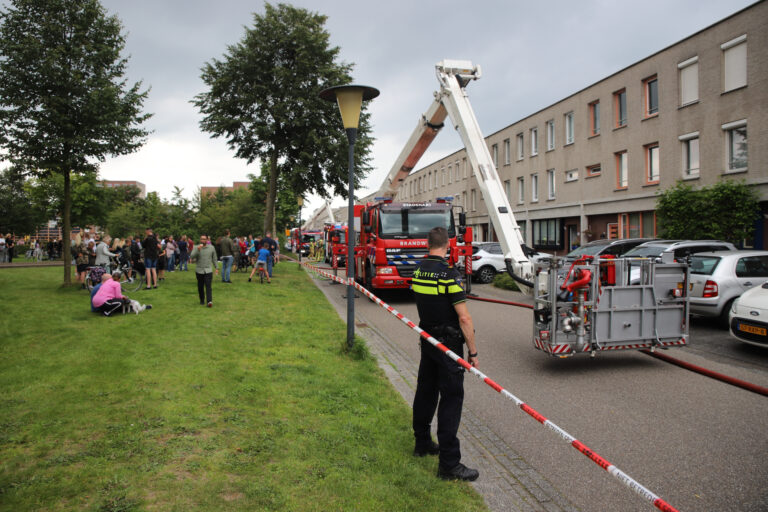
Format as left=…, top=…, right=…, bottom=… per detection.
left=319, top=84, right=379, bottom=349
left=297, top=197, right=303, bottom=262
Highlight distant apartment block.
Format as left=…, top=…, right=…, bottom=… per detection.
left=395, top=2, right=767, bottom=253
left=101, top=180, right=147, bottom=198
left=200, top=181, right=250, bottom=197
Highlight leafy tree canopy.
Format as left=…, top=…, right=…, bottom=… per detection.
left=656, top=180, right=760, bottom=244
left=193, top=2, right=374, bottom=233
left=0, top=0, right=151, bottom=283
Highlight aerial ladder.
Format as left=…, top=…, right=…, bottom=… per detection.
left=375, top=60, right=690, bottom=357
left=302, top=200, right=335, bottom=231
left=377, top=60, right=533, bottom=290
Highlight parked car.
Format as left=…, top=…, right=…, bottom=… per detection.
left=729, top=282, right=768, bottom=348
left=457, top=242, right=551, bottom=284
left=565, top=238, right=655, bottom=260
left=622, top=240, right=737, bottom=261
left=623, top=240, right=738, bottom=285
left=689, top=250, right=768, bottom=325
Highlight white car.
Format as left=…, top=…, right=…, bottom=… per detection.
left=729, top=282, right=768, bottom=348
left=457, top=242, right=551, bottom=284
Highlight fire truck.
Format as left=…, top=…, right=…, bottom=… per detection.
left=365, top=60, right=689, bottom=357
left=291, top=228, right=322, bottom=257
left=353, top=197, right=472, bottom=290
left=323, top=223, right=348, bottom=267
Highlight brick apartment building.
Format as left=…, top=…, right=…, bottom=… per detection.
left=395, top=1, right=767, bottom=254
left=200, top=181, right=250, bottom=197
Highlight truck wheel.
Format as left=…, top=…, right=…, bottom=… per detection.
left=477, top=265, right=496, bottom=284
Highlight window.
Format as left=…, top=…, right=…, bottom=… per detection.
left=504, top=138, right=511, bottom=164
left=517, top=177, right=524, bottom=204
left=589, top=101, right=600, bottom=136
left=462, top=191, right=467, bottom=206
left=531, top=173, right=539, bottom=202
left=615, top=151, right=628, bottom=189
left=645, top=143, right=660, bottom=184
left=564, top=112, right=574, bottom=144
left=455, top=160, right=460, bottom=181
left=679, top=132, right=699, bottom=178
left=678, top=56, right=699, bottom=106
left=447, top=165, right=452, bottom=184
left=547, top=169, right=555, bottom=199
left=722, top=35, right=747, bottom=92
left=442, top=168, right=446, bottom=186
left=471, top=189, right=477, bottom=211
left=586, top=164, right=601, bottom=177
left=503, top=180, right=511, bottom=203
left=565, top=169, right=578, bottom=182
left=722, top=119, right=747, bottom=172
left=516, top=133, right=524, bottom=160
left=530, top=127, right=538, bottom=156
left=614, top=89, right=627, bottom=127
left=532, top=219, right=562, bottom=249
left=492, top=143, right=499, bottom=168
left=546, top=120, right=555, bottom=150
left=463, top=158, right=468, bottom=178
left=643, top=75, right=658, bottom=117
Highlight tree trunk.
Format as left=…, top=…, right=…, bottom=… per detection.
left=263, top=149, right=279, bottom=236
left=62, top=169, right=72, bottom=286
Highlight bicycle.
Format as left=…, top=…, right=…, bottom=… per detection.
left=86, top=258, right=144, bottom=293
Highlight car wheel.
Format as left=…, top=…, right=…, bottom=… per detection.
left=720, top=298, right=736, bottom=328
left=476, top=265, right=496, bottom=284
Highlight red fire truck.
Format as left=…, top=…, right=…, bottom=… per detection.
left=353, top=197, right=472, bottom=291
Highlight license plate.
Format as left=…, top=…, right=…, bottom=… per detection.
left=738, top=323, right=767, bottom=336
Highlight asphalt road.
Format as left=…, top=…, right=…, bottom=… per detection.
left=314, top=275, right=768, bottom=512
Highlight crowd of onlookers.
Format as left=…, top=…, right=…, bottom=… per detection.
left=0, top=235, right=65, bottom=263
left=79, top=227, right=281, bottom=314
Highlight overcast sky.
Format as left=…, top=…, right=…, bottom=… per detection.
left=92, top=0, right=755, bottom=215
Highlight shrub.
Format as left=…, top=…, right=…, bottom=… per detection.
left=492, top=272, right=520, bottom=292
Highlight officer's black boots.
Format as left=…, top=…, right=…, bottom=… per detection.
left=437, top=462, right=480, bottom=482
left=413, top=440, right=440, bottom=457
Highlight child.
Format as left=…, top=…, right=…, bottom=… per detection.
left=248, top=242, right=272, bottom=283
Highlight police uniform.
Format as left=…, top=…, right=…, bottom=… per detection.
left=411, top=254, right=467, bottom=470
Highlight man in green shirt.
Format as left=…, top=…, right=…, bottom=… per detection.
left=190, top=234, right=219, bottom=307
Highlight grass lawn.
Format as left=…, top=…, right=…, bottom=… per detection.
left=0, top=264, right=486, bottom=511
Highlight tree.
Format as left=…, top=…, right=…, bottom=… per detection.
left=193, top=2, right=374, bottom=235
left=0, top=0, right=151, bottom=284
left=656, top=180, right=760, bottom=244
left=0, top=166, right=47, bottom=235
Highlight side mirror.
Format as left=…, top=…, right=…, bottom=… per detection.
left=458, top=212, right=466, bottom=227
left=362, top=211, right=370, bottom=225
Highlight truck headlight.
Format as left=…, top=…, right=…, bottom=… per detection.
left=377, top=267, right=395, bottom=275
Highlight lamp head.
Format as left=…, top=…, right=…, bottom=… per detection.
left=319, top=85, right=379, bottom=130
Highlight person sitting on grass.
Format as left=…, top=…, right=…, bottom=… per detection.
left=91, top=271, right=129, bottom=317
left=248, top=241, right=272, bottom=283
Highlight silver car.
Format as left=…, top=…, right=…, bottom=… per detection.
left=689, top=250, right=768, bottom=325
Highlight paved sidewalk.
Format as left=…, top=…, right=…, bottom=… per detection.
left=308, top=271, right=579, bottom=512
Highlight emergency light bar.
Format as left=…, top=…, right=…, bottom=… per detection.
left=436, top=197, right=454, bottom=203
left=374, top=197, right=393, bottom=203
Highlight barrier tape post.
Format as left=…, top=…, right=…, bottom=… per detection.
left=298, top=258, right=680, bottom=512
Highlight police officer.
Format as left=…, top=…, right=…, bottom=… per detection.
left=411, top=226, right=479, bottom=481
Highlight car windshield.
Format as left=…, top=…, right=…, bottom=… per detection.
left=302, top=234, right=319, bottom=243
left=689, top=255, right=721, bottom=275
left=567, top=243, right=609, bottom=258
left=623, top=245, right=667, bottom=257
left=379, top=205, right=455, bottom=239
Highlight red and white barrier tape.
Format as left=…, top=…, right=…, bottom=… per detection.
left=299, top=260, right=679, bottom=512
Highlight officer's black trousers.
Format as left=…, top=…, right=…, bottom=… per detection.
left=413, top=337, right=464, bottom=469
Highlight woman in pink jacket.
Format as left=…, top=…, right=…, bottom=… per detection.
left=92, top=272, right=128, bottom=316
